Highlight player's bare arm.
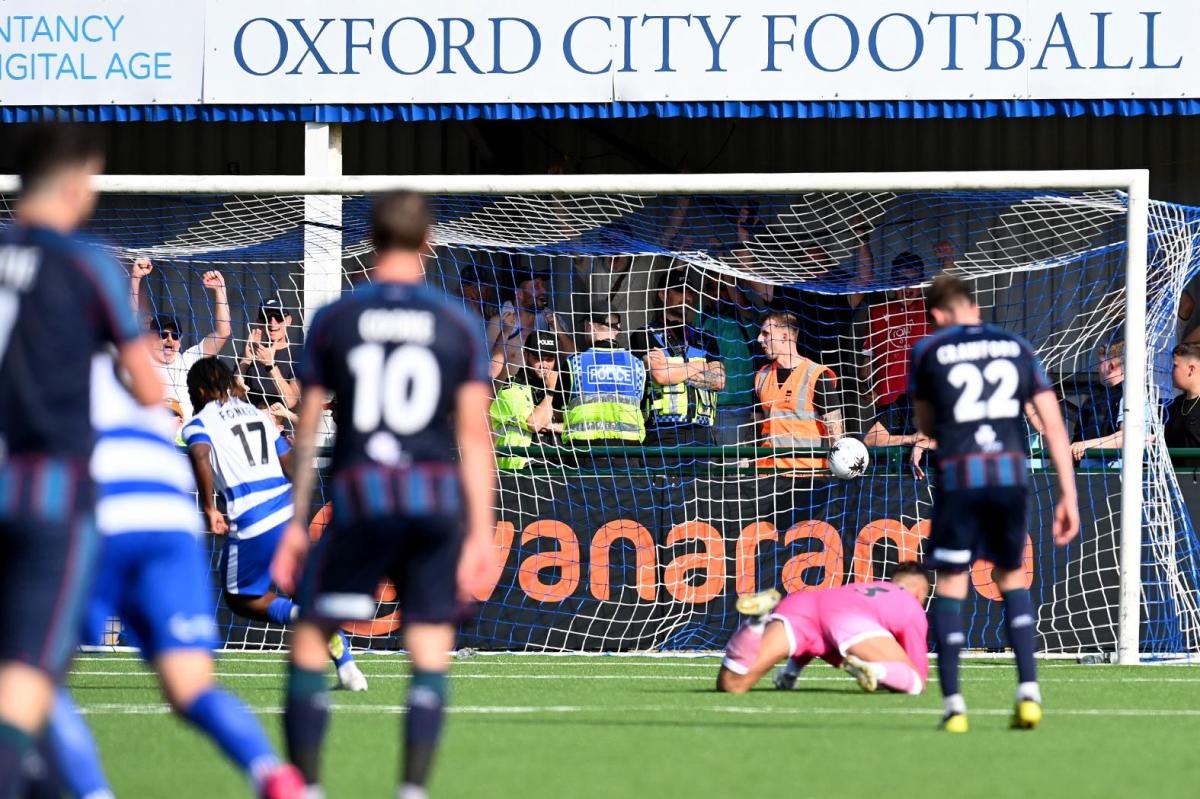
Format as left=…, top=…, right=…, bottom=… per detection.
left=716, top=621, right=792, bottom=694
left=455, top=381, right=501, bottom=601
left=271, top=385, right=326, bottom=594
left=186, top=441, right=227, bottom=535
left=1030, top=388, right=1080, bottom=545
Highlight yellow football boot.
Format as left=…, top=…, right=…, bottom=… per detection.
left=1010, top=700, right=1042, bottom=730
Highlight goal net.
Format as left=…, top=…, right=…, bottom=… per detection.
left=42, top=173, right=1200, bottom=661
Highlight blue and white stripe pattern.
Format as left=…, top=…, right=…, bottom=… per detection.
left=90, top=355, right=200, bottom=536
left=182, top=398, right=293, bottom=540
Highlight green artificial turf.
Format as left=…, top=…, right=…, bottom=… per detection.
left=68, top=653, right=1200, bottom=798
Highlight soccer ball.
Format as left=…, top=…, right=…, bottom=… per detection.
left=828, top=437, right=870, bottom=480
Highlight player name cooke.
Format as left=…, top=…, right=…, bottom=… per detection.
left=358, top=309, right=434, bottom=344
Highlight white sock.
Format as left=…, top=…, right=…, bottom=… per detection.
left=398, top=784, right=429, bottom=799
left=943, top=693, right=967, bottom=715
left=1017, top=682, right=1042, bottom=704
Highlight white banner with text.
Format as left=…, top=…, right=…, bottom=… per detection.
left=6, top=1, right=1199, bottom=107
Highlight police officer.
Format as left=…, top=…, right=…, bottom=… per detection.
left=630, top=270, right=725, bottom=456
left=489, top=331, right=564, bottom=469
left=563, top=308, right=647, bottom=449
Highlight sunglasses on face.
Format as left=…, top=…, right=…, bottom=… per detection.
left=159, top=330, right=181, bottom=341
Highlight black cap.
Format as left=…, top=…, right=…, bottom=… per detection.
left=149, top=314, right=181, bottom=335
left=587, top=307, right=621, bottom=328
left=656, top=269, right=691, bottom=294
left=259, top=295, right=287, bottom=321
left=524, top=330, right=557, bottom=355
left=892, top=251, right=925, bottom=279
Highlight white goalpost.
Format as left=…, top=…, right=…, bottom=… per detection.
left=10, top=169, right=1192, bottom=665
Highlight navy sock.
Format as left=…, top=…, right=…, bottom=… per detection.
left=0, top=721, right=34, bottom=798
left=285, top=665, right=330, bottom=785
left=47, top=687, right=110, bottom=799
left=184, top=689, right=278, bottom=786
left=931, top=595, right=965, bottom=701
left=1002, top=588, right=1039, bottom=686
left=403, top=670, right=448, bottom=789
left=267, top=597, right=297, bottom=627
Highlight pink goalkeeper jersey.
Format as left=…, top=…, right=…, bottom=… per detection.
left=766, top=581, right=929, bottom=681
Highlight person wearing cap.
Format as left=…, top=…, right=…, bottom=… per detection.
left=489, top=331, right=566, bottom=469
left=131, top=257, right=231, bottom=418
left=485, top=268, right=573, bottom=380
left=630, top=269, right=725, bottom=453
left=239, top=294, right=300, bottom=413
left=563, top=309, right=647, bottom=447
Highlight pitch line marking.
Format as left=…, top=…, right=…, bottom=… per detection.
left=67, top=669, right=1200, bottom=684
left=73, top=702, right=1200, bottom=718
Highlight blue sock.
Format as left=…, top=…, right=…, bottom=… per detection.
left=183, top=689, right=279, bottom=787
left=931, top=595, right=965, bottom=701
left=267, top=597, right=297, bottom=626
left=331, top=631, right=355, bottom=668
left=403, top=670, right=448, bottom=788
left=285, top=665, right=330, bottom=785
left=47, top=688, right=111, bottom=799
left=0, top=721, right=34, bottom=798
left=1002, top=588, right=1039, bottom=686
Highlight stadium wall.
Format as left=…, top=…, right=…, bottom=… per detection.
left=2, top=115, right=1200, bottom=203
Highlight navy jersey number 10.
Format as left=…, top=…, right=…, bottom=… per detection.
left=346, top=343, right=441, bottom=434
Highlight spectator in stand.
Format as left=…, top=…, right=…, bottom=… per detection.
left=456, top=263, right=498, bottom=321
left=862, top=249, right=944, bottom=414
left=754, top=312, right=843, bottom=470
left=562, top=308, right=647, bottom=449
left=863, top=392, right=936, bottom=478
left=1179, top=277, right=1200, bottom=345
left=239, top=295, right=300, bottom=412
left=486, top=269, right=573, bottom=380
left=132, top=258, right=231, bottom=418
left=700, top=272, right=762, bottom=448
left=631, top=270, right=725, bottom=453
left=1071, top=341, right=1125, bottom=468
left=1165, top=343, right=1200, bottom=467
left=490, top=331, right=566, bottom=470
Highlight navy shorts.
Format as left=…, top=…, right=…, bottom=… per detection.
left=84, top=532, right=218, bottom=658
left=298, top=514, right=464, bottom=625
left=0, top=458, right=98, bottom=679
left=927, top=486, right=1029, bottom=573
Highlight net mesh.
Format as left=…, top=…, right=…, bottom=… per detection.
left=44, top=183, right=1200, bottom=658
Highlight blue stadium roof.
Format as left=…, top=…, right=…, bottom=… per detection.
left=5, top=99, right=1200, bottom=124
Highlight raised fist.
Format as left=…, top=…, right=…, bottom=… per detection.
left=132, top=257, right=153, bottom=279
left=202, top=271, right=225, bottom=291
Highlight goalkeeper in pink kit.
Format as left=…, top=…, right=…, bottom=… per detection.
left=717, top=562, right=930, bottom=695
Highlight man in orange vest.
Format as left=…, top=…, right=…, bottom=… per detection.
left=755, top=312, right=843, bottom=470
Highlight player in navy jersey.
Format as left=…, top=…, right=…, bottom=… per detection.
left=271, top=192, right=499, bottom=798
left=911, top=275, right=1078, bottom=733
left=0, top=124, right=161, bottom=794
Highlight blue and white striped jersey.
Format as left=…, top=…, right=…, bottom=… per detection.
left=90, top=354, right=200, bottom=536
left=182, top=398, right=292, bottom=539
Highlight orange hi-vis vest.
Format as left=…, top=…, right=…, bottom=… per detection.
left=755, top=358, right=836, bottom=470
